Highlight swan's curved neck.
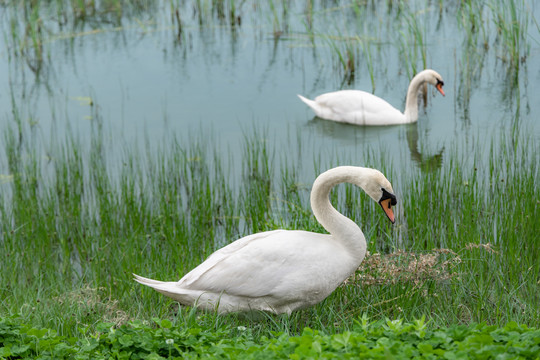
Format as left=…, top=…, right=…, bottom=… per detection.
left=403, top=72, right=427, bottom=123
left=310, top=167, right=369, bottom=262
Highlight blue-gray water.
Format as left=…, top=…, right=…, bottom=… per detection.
left=1, top=1, right=539, bottom=183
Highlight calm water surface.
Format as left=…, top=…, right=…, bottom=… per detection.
left=0, top=1, right=538, bottom=182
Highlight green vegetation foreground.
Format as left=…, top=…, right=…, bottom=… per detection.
left=2, top=315, right=540, bottom=359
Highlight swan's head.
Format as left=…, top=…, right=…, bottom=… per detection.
left=362, top=169, right=397, bottom=224
left=312, top=166, right=397, bottom=224
left=421, top=69, right=445, bottom=97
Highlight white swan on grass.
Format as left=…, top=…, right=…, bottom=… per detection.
left=298, top=69, right=445, bottom=126
left=134, top=166, right=397, bottom=314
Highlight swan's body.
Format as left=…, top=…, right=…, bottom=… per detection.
left=134, top=166, right=397, bottom=314
left=298, top=69, right=445, bottom=125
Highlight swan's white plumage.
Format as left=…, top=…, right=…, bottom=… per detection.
left=134, top=166, right=396, bottom=314
left=298, top=69, right=445, bottom=125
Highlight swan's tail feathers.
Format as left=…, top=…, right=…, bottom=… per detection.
left=297, top=94, right=322, bottom=117
left=133, top=274, right=181, bottom=295
left=133, top=273, right=167, bottom=286
left=297, top=94, right=313, bottom=106
left=134, top=273, right=195, bottom=304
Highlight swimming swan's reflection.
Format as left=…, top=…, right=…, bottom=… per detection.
left=307, top=117, right=444, bottom=171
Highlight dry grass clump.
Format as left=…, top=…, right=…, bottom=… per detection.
left=54, top=285, right=130, bottom=326
left=347, top=249, right=461, bottom=287
left=347, top=243, right=498, bottom=287
left=464, top=242, right=498, bottom=253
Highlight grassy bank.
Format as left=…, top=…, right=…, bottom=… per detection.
left=0, top=117, right=538, bottom=339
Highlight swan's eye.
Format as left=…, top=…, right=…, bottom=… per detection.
left=380, top=188, right=397, bottom=205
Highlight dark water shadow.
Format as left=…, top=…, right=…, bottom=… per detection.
left=405, top=123, right=444, bottom=172
left=306, top=117, right=444, bottom=172
left=306, top=116, right=401, bottom=144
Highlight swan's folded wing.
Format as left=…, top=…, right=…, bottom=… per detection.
left=315, top=90, right=399, bottom=116
left=178, top=230, right=337, bottom=298
left=178, top=230, right=285, bottom=288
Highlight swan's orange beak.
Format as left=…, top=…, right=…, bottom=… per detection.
left=436, top=82, right=445, bottom=96
left=379, top=198, right=395, bottom=224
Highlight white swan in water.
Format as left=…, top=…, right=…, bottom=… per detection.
left=298, top=69, right=445, bottom=126
left=134, top=166, right=397, bottom=314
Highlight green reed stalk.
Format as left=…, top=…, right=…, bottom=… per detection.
left=360, top=36, right=376, bottom=92
left=489, top=0, right=530, bottom=69
left=268, top=0, right=281, bottom=36
left=398, top=6, right=426, bottom=77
